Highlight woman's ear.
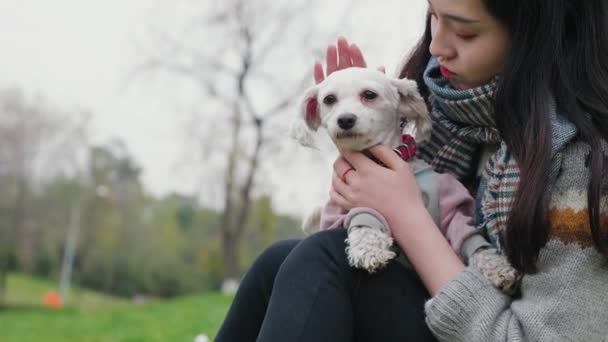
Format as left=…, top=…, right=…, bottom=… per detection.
left=289, top=85, right=321, bottom=148
left=390, top=78, right=432, bottom=142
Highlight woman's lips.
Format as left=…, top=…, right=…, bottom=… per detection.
left=440, top=65, right=456, bottom=78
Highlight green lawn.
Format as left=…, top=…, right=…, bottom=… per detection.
left=0, top=273, right=233, bottom=342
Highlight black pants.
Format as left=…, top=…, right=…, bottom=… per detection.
left=215, top=228, right=437, bottom=342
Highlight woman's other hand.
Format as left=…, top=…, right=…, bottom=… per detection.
left=313, top=36, right=384, bottom=84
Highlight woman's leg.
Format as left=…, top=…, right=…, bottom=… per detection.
left=257, top=228, right=436, bottom=342
left=256, top=228, right=356, bottom=341
left=353, top=259, right=435, bottom=342
left=215, top=239, right=300, bottom=342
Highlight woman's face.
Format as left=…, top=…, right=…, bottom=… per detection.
left=428, top=0, right=510, bottom=90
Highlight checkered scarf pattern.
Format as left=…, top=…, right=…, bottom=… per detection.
left=419, top=57, right=577, bottom=248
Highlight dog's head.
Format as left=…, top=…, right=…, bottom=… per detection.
left=291, top=68, right=430, bottom=151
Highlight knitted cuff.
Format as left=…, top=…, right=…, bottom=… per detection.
left=424, top=267, right=511, bottom=341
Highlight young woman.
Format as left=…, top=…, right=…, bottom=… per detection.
left=216, top=0, right=608, bottom=341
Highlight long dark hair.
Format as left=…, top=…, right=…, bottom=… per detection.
left=401, top=0, right=608, bottom=273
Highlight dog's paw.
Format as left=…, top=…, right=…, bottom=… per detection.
left=345, top=226, right=395, bottom=273
left=469, top=248, right=522, bottom=294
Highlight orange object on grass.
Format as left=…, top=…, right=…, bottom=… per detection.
left=43, top=291, right=64, bottom=309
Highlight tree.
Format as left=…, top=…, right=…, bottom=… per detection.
left=0, top=88, right=89, bottom=303
left=137, top=0, right=361, bottom=287
left=77, top=141, right=146, bottom=295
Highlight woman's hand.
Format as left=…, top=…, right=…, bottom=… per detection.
left=330, top=144, right=428, bottom=231
left=313, top=36, right=385, bottom=84
left=332, top=145, right=465, bottom=295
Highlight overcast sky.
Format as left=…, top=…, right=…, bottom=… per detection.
left=0, top=0, right=426, bottom=217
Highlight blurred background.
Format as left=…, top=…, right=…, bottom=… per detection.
left=0, top=0, right=426, bottom=340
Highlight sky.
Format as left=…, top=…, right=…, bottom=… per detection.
left=0, top=0, right=426, bottom=217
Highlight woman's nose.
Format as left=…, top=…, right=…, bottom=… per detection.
left=429, top=20, right=456, bottom=60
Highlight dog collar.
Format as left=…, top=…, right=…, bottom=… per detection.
left=393, top=134, right=416, bottom=161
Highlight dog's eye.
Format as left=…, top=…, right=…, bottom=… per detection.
left=323, top=95, right=337, bottom=105
left=361, top=90, right=378, bottom=100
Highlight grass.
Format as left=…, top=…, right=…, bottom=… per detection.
left=0, top=273, right=233, bottom=342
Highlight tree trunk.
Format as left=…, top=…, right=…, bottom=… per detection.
left=18, top=220, right=35, bottom=272
left=13, top=176, right=35, bottom=271
left=221, top=229, right=240, bottom=280
left=0, top=255, right=7, bottom=305
left=219, top=100, right=243, bottom=283
left=219, top=121, right=264, bottom=287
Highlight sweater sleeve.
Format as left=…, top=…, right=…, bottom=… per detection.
left=437, top=173, right=477, bottom=253
left=425, top=267, right=526, bottom=342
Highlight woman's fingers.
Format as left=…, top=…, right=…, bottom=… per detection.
left=331, top=171, right=356, bottom=205
left=337, top=37, right=352, bottom=70
left=340, top=149, right=375, bottom=172
left=314, top=61, right=325, bottom=84
left=368, top=144, right=405, bottom=170
left=316, top=37, right=372, bottom=82
left=349, top=43, right=367, bottom=68
left=326, top=45, right=338, bottom=76
left=330, top=187, right=353, bottom=210
left=333, top=156, right=353, bottom=179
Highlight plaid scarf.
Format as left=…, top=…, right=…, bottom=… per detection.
left=419, top=57, right=577, bottom=249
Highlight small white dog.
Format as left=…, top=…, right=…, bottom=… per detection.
left=292, top=67, right=431, bottom=272
left=291, top=67, right=521, bottom=293
left=292, top=67, right=430, bottom=153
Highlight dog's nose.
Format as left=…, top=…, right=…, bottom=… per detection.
left=337, top=114, right=357, bottom=130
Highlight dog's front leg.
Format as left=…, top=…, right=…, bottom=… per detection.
left=344, top=209, right=396, bottom=273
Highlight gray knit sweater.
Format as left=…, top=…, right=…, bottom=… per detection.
left=425, top=141, right=608, bottom=341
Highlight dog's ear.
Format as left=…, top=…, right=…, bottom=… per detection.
left=301, top=85, right=322, bottom=130
left=390, top=78, right=432, bottom=143
left=290, top=85, right=321, bottom=148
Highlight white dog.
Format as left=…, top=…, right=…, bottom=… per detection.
left=292, top=67, right=430, bottom=272
left=292, top=68, right=521, bottom=292
left=292, top=67, right=430, bottom=153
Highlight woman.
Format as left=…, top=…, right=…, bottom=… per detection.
left=216, top=0, right=608, bottom=340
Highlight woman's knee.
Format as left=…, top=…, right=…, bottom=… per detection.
left=282, top=229, right=351, bottom=271
left=236, top=239, right=300, bottom=297
left=249, top=239, right=300, bottom=275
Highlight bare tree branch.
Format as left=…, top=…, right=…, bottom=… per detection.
left=137, top=0, right=367, bottom=283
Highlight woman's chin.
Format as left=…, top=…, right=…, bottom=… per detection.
left=450, top=77, right=494, bottom=90
left=449, top=80, right=468, bottom=90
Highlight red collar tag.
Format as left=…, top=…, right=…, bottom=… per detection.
left=393, top=134, right=417, bottom=161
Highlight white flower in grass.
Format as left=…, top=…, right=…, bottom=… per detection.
left=194, top=333, right=209, bottom=342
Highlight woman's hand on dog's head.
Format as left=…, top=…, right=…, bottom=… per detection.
left=313, top=36, right=384, bottom=84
